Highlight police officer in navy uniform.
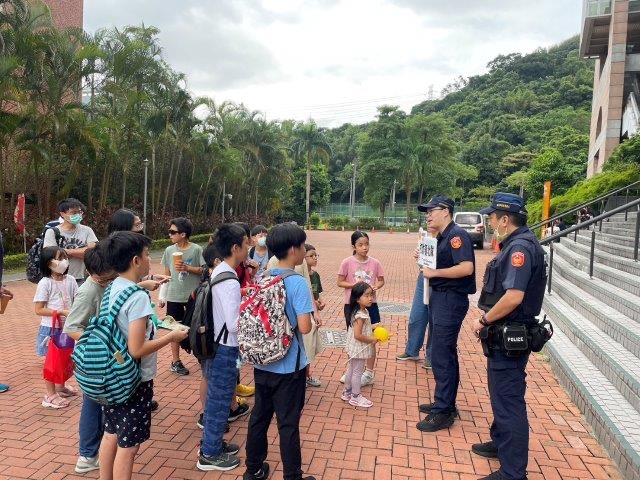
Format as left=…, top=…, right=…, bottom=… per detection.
left=471, top=193, right=547, bottom=480
left=416, top=195, right=476, bottom=433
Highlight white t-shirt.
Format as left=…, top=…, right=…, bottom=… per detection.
left=108, top=277, right=156, bottom=382
left=43, top=224, right=98, bottom=280
left=33, top=275, right=78, bottom=327
left=210, top=261, right=240, bottom=347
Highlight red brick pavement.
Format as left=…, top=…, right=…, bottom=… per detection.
left=0, top=231, right=623, bottom=480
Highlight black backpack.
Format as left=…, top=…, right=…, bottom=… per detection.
left=26, top=226, right=64, bottom=283
left=182, top=271, right=239, bottom=359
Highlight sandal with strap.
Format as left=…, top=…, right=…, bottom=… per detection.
left=42, top=394, right=70, bottom=409
left=56, top=385, right=78, bottom=398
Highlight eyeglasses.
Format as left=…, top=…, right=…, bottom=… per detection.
left=305, top=253, right=318, bottom=258
left=168, top=230, right=180, bottom=235
left=427, top=208, right=446, bottom=215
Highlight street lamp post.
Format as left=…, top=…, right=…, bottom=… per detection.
left=143, top=158, right=149, bottom=234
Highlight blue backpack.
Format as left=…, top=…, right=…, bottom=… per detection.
left=72, top=284, right=144, bottom=405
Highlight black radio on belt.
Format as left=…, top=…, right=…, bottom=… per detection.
left=479, top=316, right=554, bottom=358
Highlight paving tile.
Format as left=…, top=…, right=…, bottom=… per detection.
left=0, top=231, right=624, bottom=479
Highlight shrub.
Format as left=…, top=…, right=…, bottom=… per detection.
left=526, top=164, right=640, bottom=226
left=327, top=216, right=349, bottom=228
left=309, top=213, right=321, bottom=228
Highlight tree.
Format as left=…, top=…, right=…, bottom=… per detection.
left=526, top=148, right=586, bottom=199
left=290, top=121, right=332, bottom=226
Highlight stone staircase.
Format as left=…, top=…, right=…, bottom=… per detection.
left=542, top=209, right=640, bottom=480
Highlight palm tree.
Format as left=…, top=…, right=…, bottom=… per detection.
left=290, top=121, right=332, bottom=226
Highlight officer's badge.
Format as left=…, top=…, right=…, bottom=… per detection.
left=511, top=252, right=525, bottom=267
left=450, top=236, right=462, bottom=249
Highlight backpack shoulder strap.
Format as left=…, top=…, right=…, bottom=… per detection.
left=107, top=285, right=144, bottom=320
left=211, top=271, right=240, bottom=286
left=264, top=269, right=302, bottom=280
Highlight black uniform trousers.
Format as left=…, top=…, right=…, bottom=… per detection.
left=488, top=351, right=530, bottom=480
left=430, top=289, right=469, bottom=414
left=245, top=368, right=307, bottom=480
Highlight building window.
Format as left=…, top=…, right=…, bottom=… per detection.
left=596, top=107, right=603, bottom=138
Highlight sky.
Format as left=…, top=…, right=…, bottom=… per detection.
left=84, top=0, right=582, bottom=127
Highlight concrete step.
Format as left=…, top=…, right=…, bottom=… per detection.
left=543, top=292, right=640, bottom=411
left=600, top=225, right=637, bottom=237
left=586, top=230, right=638, bottom=248
left=575, top=232, right=638, bottom=260
left=559, top=236, right=640, bottom=276
left=553, top=243, right=640, bottom=297
left=551, top=251, right=640, bottom=323
left=545, top=327, right=640, bottom=480
left=548, top=266, right=640, bottom=357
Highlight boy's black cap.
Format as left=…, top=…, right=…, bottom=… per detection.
left=417, top=195, right=455, bottom=212
left=479, top=192, right=528, bottom=216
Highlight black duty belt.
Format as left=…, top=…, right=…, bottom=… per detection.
left=479, top=317, right=553, bottom=358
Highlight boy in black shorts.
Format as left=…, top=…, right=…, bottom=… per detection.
left=100, top=232, right=188, bottom=480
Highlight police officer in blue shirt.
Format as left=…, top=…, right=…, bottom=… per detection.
left=416, top=195, right=476, bottom=433
left=471, top=193, right=548, bottom=480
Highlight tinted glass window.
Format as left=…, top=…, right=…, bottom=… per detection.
left=455, top=214, right=482, bottom=225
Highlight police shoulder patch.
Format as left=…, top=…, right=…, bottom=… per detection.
left=450, top=236, right=462, bottom=249
left=511, top=251, right=525, bottom=267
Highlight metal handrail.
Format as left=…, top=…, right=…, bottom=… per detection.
left=542, top=197, right=640, bottom=294
left=529, top=179, right=640, bottom=231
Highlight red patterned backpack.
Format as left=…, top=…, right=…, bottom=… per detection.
left=238, top=270, right=300, bottom=365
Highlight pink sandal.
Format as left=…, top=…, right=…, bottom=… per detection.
left=42, top=394, right=70, bottom=409
left=56, top=385, right=78, bottom=398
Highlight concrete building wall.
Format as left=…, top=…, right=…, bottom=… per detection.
left=587, top=0, right=629, bottom=178
left=43, top=0, right=83, bottom=29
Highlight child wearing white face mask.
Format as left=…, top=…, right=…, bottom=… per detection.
left=33, top=246, right=78, bottom=408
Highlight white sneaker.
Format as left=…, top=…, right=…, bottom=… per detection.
left=349, top=394, right=373, bottom=408
left=306, top=377, right=322, bottom=387
left=361, top=370, right=375, bottom=386
left=75, top=456, right=100, bottom=474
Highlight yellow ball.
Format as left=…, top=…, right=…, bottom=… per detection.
left=373, top=326, right=391, bottom=343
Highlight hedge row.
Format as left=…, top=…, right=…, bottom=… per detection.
left=526, top=164, right=640, bottom=226
left=2, top=233, right=215, bottom=274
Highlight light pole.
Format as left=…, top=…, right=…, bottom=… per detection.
left=221, top=180, right=233, bottom=224
left=143, top=158, right=149, bottom=234
left=391, top=179, right=397, bottom=227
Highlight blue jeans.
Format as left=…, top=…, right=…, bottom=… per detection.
left=202, top=345, right=239, bottom=457
left=405, top=273, right=433, bottom=361
left=79, top=395, right=103, bottom=457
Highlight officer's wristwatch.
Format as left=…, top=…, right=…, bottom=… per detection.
left=479, top=314, right=490, bottom=326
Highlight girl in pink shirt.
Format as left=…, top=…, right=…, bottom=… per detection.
left=337, top=231, right=385, bottom=387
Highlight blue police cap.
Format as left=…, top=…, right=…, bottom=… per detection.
left=417, top=194, right=455, bottom=212
left=479, top=192, right=528, bottom=216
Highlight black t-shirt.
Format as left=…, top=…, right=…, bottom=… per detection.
left=430, top=221, right=477, bottom=295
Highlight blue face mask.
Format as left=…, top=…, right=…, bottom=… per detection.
left=257, top=237, right=267, bottom=247
left=68, top=213, right=83, bottom=225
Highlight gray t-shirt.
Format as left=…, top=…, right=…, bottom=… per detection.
left=43, top=224, right=98, bottom=280
left=108, top=277, right=156, bottom=382
left=161, top=243, right=205, bottom=303
left=63, top=278, right=105, bottom=334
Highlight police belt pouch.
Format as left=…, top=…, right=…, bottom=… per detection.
left=502, top=323, right=529, bottom=355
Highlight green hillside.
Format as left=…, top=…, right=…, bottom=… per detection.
left=327, top=36, right=596, bottom=214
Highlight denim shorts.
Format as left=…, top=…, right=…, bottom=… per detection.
left=36, top=326, right=54, bottom=357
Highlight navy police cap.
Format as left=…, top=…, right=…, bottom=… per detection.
left=417, top=194, right=455, bottom=212
left=479, top=192, right=528, bottom=216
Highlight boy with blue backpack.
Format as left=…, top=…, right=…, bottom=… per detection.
left=243, top=223, right=316, bottom=480
left=96, top=232, right=188, bottom=480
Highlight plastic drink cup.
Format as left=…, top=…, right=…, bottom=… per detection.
left=172, top=251, right=183, bottom=268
